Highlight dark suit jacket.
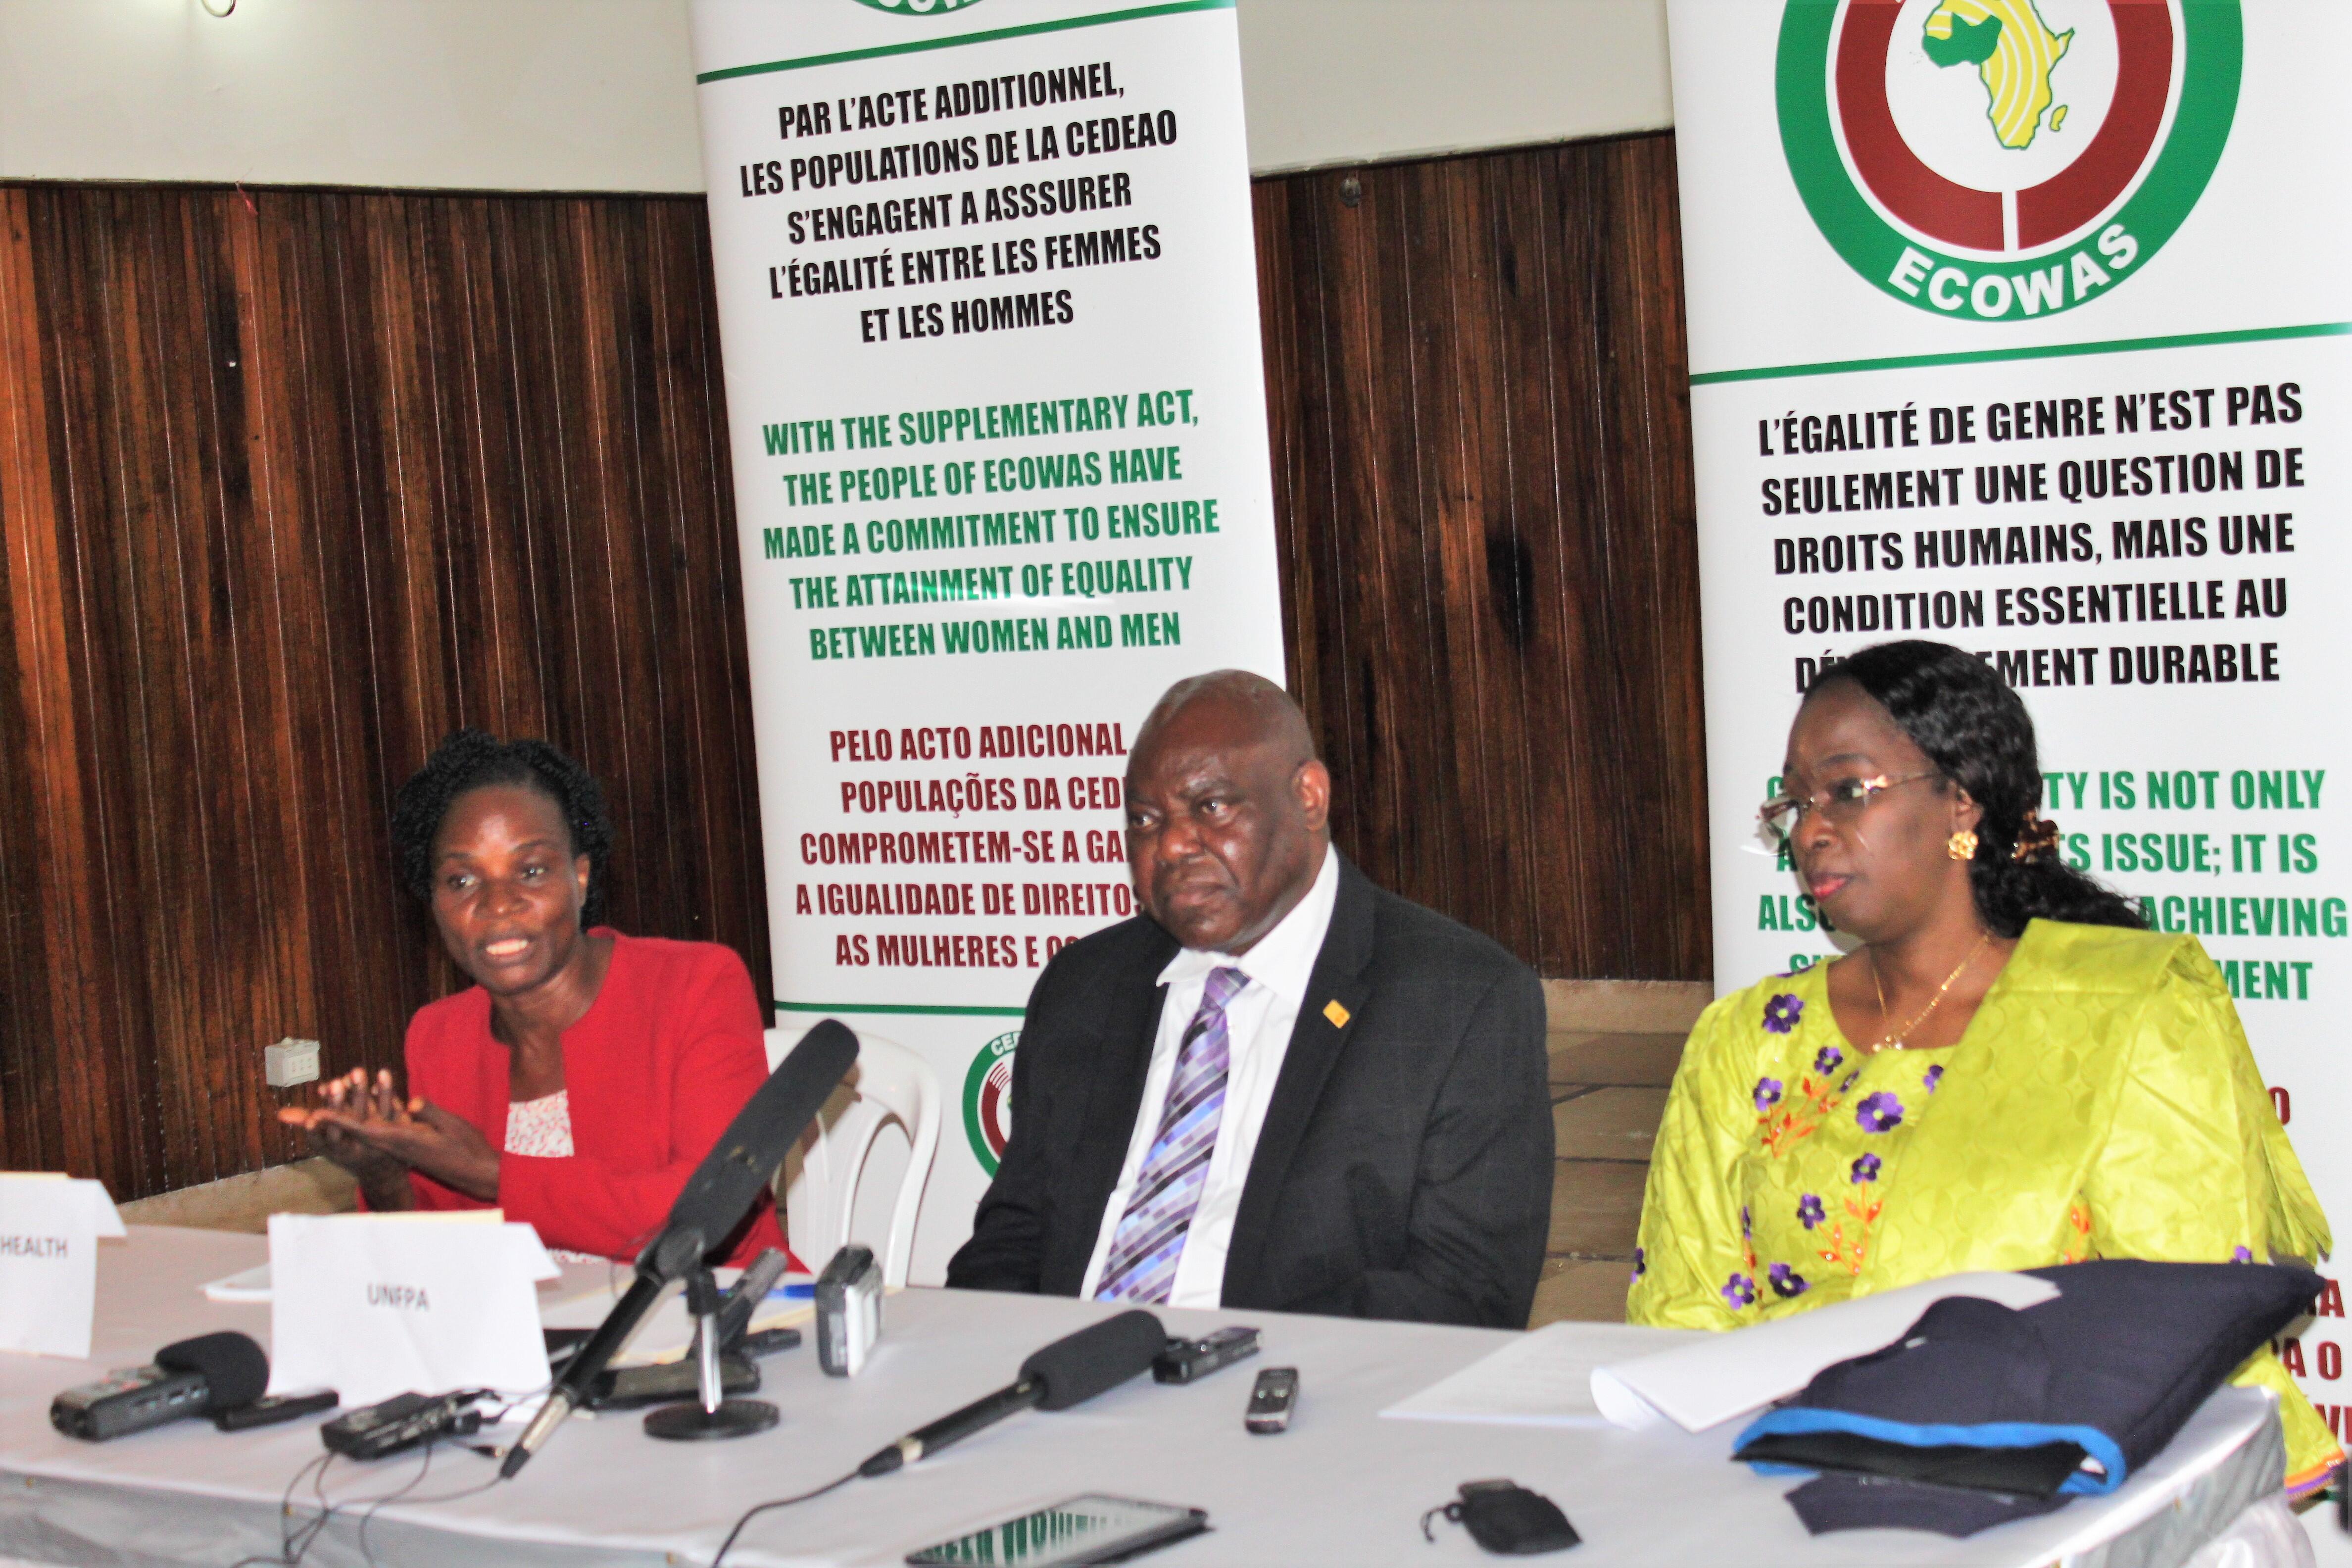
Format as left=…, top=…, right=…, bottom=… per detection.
left=945, top=855, right=1553, bottom=1327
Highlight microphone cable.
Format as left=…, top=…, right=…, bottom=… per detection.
left=353, top=1438, right=443, bottom=1566
left=231, top=1383, right=527, bottom=1568
left=709, top=1467, right=863, bottom=1568
left=230, top=1451, right=335, bottom=1568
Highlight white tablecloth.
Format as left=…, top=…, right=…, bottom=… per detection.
left=0, top=1227, right=2290, bottom=1567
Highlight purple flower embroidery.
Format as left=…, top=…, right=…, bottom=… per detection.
left=1762, top=994, right=1804, bottom=1034
left=1851, top=1152, right=1881, bottom=1184
left=1741, top=1205, right=1753, bottom=1239
left=1813, top=1044, right=1843, bottom=1076
left=2233, top=1245, right=2254, bottom=1264
left=1923, top=1064, right=1944, bottom=1094
left=1722, top=1273, right=1758, bottom=1308
left=1753, top=1077, right=1784, bottom=1114
left=1797, top=1194, right=1826, bottom=1229
left=1838, top=1069, right=1861, bottom=1093
left=1856, top=1092, right=1905, bottom=1133
left=1631, top=1247, right=1647, bottom=1281
left=1768, top=1263, right=1810, bottom=1299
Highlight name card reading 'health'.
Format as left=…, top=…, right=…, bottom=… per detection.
left=0, top=1174, right=125, bottom=1359
left=267, top=1212, right=557, bottom=1408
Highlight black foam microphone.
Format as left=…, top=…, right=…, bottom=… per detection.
left=501, top=1021, right=861, bottom=1479
left=859, top=1309, right=1165, bottom=1477
left=51, top=1331, right=270, bottom=1441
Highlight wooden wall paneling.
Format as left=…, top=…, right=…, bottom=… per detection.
left=623, top=200, right=704, bottom=940
left=1546, top=136, right=1707, bottom=978
left=568, top=196, right=671, bottom=937
left=595, top=201, right=681, bottom=933
left=219, top=190, right=327, bottom=1173
left=1255, top=137, right=1709, bottom=980
left=140, top=189, right=248, bottom=1184
left=1525, top=142, right=1642, bottom=976
left=659, top=203, right=770, bottom=969
left=355, top=188, right=455, bottom=1014
left=1307, top=167, right=1442, bottom=911
left=271, top=190, right=401, bottom=1115
left=1369, top=160, right=1472, bottom=925
left=1, top=182, right=774, bottom=1200
left=0, top=185, right=84, bottom=1178
left=36, top=189, right=170, bottom=1195
left=1434, top=151, right=1546, bottom=961
left=1483, top=146, right=1580, bottom=971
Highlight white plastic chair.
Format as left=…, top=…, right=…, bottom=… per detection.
left=767, top=1025, right=942, bottom=1288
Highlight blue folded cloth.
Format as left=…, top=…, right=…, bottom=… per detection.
left=1734, top=1259, right=2322, bottom=1534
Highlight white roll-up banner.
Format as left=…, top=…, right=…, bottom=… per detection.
left=1667, top=0, right=2352, bottom=1423
left=689, top=0, right=1281, bottom=1282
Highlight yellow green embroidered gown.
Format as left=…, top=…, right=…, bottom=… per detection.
left=1627, top=919, right=2339, bottom=1494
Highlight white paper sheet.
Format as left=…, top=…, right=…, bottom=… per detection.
left=1587, top=1270, right=2061, bottom=1431
left=266, top=1212, right=559, bottom=1406
left=1380, top=1322, right=1697, bottom=1426
left=0, top=1175, right=123, bottom=1359
left=200, top=1262, right=273, bottom=1302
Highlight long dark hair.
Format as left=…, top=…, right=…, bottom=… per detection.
left=1811, top=641, right=2143, bottom=937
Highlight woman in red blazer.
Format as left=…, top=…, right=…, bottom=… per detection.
left=284, top=731, right=788, bottom=1266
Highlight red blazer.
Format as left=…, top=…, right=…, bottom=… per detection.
left=400, top=931, right=790, bottom=1266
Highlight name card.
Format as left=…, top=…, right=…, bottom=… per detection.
left=267, top=1212, right=557, bottom=1408
left=0, top=1173, right=125, bottom=1359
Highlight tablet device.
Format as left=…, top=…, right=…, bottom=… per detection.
left=905, top=1493, right=1207, bottom=1567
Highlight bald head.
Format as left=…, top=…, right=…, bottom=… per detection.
left=1125, top=671, right=1330, bottom=954
left=1134, top=670, right=1319, bottom=772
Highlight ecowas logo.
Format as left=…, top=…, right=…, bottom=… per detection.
left=962, top=1030, right=1019, bottom=1176
left=1779, top=0, right=2240, bottom=320
left=852, top=0, right=987, bottom=13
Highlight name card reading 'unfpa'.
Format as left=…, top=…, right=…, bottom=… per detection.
left=0, top=1175, right=125, bottom=1360
left=266, top=1212, right=558, bottom=1409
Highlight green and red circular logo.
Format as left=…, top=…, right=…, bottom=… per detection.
left=962, top=1030, right=1019, bottom=1176
left=852, top=0, right=986, bottom=14
left=1779, top=0, right=2239, bottom=320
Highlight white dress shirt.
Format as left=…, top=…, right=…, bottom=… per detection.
left=1079, top=847, right=1341, bottom=1307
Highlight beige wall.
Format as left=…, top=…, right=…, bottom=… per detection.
left=0, top=0, right=1673, bottom=192
left=1238, top=0, right=1672, bottom=173
left=0, top=0, right=707, bottom=192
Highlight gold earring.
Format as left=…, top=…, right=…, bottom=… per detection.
left=1947, top=830, right=1979, bottom=862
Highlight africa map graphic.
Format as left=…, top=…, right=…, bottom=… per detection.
left=1923, top=0, right=2075, bottom=150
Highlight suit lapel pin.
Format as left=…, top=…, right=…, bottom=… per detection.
left=1323, top=1000, right=1351, bottom=1029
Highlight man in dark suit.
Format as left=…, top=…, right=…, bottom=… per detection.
left=946, top=671, right=1552, bottom=1327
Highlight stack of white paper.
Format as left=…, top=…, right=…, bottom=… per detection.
left=1383, top=1271, right=2060, bottom=1433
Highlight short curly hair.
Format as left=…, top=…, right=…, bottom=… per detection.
left=391, top=729, right=615, bottom=925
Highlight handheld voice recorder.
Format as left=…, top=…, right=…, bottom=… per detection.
left=817, top=1243, right=882, bottom=1377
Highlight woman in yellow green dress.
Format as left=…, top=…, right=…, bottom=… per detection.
left=1628, top=638, right=2339, bottom=1498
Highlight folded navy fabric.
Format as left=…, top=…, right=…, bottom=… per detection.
left=1784, top=1472, right=2067, bottom=1538
left=1735, top=1259, right=2321, bottom=1514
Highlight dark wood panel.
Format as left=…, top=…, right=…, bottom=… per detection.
left=0, top=182, right=770, bottom=1201
left=1254, top=135, right=1710, bottom=980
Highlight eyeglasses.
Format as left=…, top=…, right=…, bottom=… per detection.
left=1758, top=771, right=1939, bottom=850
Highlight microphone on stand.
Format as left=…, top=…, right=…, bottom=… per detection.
left=858, top=1309, right=1166, bottom=1477
left=501, top=1021, right=861, bottom=1479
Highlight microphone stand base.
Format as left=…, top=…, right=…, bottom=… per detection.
left=643, top=1399, right=780, bottom=1441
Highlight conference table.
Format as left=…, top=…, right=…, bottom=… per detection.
left=0, top=1228, right=2290, bottom=1567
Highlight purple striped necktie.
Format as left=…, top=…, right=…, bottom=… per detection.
left=1093, top=965, right=1248, bottom=1305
